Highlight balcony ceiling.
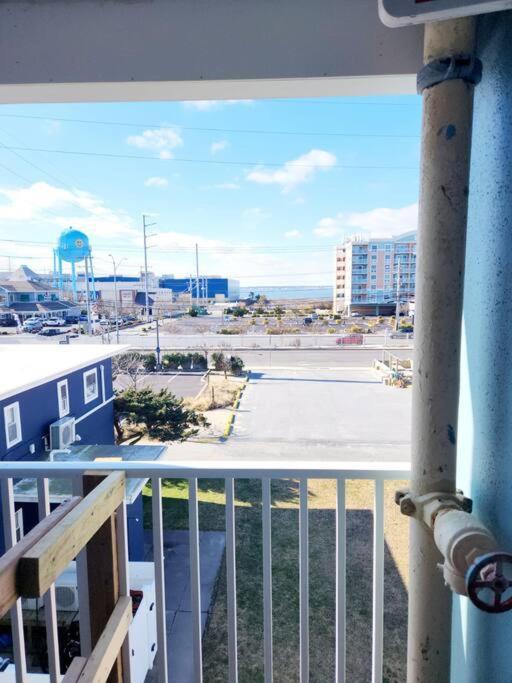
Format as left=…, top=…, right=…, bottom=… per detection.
left=0, top=0, right=422, bottom=103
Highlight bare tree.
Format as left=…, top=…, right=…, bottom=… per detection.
left=112, top=352, right=148, bottom=390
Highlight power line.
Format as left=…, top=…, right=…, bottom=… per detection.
left=0, top=113, right=420, bottom=140
left=0, top=144, right=418, bottom=171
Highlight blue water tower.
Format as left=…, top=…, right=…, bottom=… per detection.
left=54, top=227, right=96, bottom=302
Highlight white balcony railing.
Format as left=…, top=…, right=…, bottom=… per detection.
left=0, top=459, right=411, bottom=683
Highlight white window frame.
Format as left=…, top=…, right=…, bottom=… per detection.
left=4, top=401, right=22, bottom=449
left=83, top=368, right=99, bottom=404
left=57, top=379, right=70, bottom=418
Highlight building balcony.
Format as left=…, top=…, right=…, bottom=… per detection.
left=0, top=459, right=410, bottom=683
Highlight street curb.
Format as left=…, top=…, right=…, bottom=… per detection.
left=222, top=373, right=249, bottom=439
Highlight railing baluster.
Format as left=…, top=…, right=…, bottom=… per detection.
left=115, top=498, right=132, bottom=683
left=299, top=478, right=309, bottom=683
left=336, top=478, right=346, bottom=683
left=372, top=479, right=385, bottom=683
left=0, top=478, right=27, bottom=683
left=152, top=477, right=168, bottom=683
left=71, top=476, right=92, bottom=657
left=262, top=477, right=273, bottom=683
left=188, top=477, right=203, bottom=683
left=37, top=478, right=61, bottom=683
left=225, top=477, right=238, bottom=683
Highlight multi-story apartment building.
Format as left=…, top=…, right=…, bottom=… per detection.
left=333, top=231, right=416, bottom=315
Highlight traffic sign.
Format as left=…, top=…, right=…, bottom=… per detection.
left=379, top=0, right=512, bottom=27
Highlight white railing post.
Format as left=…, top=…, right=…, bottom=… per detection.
left=372, top=479, right=385, bottom=683
left=115, top=498, right=132, bottom=683
left=299, top=478, right=309, bottom=683
left=262, top=477, right=273, bottom=683
left=151, top=477, right=168, bottom=683
left=71, top=476, right=92, bottom=657
left=188, top=478, right=203, bottom=683
left=336, top=478, right=346, bottom=683
left=0, top=478, right=27, bottom=683
left=37, top=478, right=61, bottom=683
left=225, top=478, right=238, bottom=683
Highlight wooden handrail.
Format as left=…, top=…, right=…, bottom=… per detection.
left=0, top=496, right=82, bottom=618
left=62, top=657, right=87, bottom=683
left=17, top=471, right=125, bottom=598
left=77, top=596, right=132, bottom=683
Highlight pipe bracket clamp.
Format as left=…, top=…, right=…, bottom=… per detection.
left=395, top=489, right=472, bottom=528
left=417, top=55, right=482, bottom=94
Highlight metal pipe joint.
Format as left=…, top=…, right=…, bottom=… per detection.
left=397, top=489, right=512, bottom=612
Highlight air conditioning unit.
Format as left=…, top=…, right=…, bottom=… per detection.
left=50, top=416, right=76, bottom=450
left=22, top=573, right=79, bottom=612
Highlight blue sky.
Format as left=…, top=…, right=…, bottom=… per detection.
left=0, top=96, right=421, bottom=286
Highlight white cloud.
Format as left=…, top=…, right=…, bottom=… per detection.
left=246, top=149, right=337, bottom=192
left=0, top=181, right=137, bottom=240
left=126, top=128, right=183, bottom=159
left=144, top=176, right=168, bottom=188
left=313, top=203, right=418, bottom=239
left=284, top=230, right=302, bottom=239
left=183, top=99, right=254, bottom=111
left=210, top=140, right=229, bottom=155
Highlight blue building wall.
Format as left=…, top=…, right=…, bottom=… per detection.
left=0, top=359, right=115, bottom=462
left=159, top=277, right=240, bottom=300
left=451, top=11, right=512, bottom=682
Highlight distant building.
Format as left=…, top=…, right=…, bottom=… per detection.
left=77, top=272, right=173, bottom=316
left=333, top=231, right=416, bottom=315
left=159, top=276, right=240, bottom=301
left=0, top=265, right=78, bottom=321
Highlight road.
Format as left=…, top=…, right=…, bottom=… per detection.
left=166, top=367, right=411, bottom=463
left=223, top=348, right=412, bottom=368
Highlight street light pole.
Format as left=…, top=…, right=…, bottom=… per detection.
left=109, top=254, right=125, bottom=344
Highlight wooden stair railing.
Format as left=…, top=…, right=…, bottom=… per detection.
left=2, top=470, right=132, bottom=683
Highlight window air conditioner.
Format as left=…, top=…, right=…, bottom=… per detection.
left=49, top=416, right=76, bottom=450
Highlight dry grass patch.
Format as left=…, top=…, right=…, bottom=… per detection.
left=186, top=373, right=246, bottom=411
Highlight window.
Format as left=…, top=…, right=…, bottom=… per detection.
left=83, top=368, right=99, bottom=404
left=4, top=402, right=21, bottom=448
left=57, top=379, right=70, bottom=418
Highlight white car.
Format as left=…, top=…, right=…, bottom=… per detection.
left=45, top=318, right=65, bottom=327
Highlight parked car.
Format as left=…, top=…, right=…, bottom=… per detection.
left=303, top=317, right=313, bottom=325
left=22, top=320, right=43, bottom=333
left=45, top=318, right=66, bottom=327
left=38, top=327, right=65, bottom=336
left=64, top=315, right=79, bottom=325
left=99, top=319, right=111, bottom=327
left=0, top=317, right=18, bottom=327
left=350, top=312, right=360, bottom=317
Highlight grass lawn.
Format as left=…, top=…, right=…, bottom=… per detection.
left=143, top=478, right=409, bottom=682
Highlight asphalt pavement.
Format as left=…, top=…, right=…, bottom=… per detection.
left=166, top=367, right=411, bottom=464
left=114, top=372, right=205, bottom=398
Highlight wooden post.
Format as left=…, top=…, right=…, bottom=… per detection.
left=83, top=474, right=123, bottom=683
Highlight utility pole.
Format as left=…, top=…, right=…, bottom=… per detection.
left=155, top=317, right=161, bottom=370
left=394, top=257, right=401, bottom=330
left=109, top=254, right=125, bottom=344
left=142, top=214, right=156, bottom=322
left=84, top=256, right=93, bottom=336
left=407, top=18, right=478, bottom=683
left=195, top=243, right=200, bottom=308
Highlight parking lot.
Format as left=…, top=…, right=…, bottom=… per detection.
left=114, top=371, right=206, bottom=399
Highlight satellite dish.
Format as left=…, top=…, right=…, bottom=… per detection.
left=379, top=0, right=512, bottom=27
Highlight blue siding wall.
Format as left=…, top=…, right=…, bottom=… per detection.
left=0, top=358, right=115, bottom=461
left=451, top=12, right=512, bottom=682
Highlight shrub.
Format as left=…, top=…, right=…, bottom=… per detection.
left=229, top=355, right=245, bottom=376
left=161, top=352, right=207, bottom=370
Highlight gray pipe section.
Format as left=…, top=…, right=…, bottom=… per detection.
left=408, top=18, right=477, bottom=682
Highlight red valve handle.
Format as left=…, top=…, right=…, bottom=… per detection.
left=466, top=552, right=512, bottom=613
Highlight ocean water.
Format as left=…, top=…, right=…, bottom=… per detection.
left=240, top=285, right=332, bottom=300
